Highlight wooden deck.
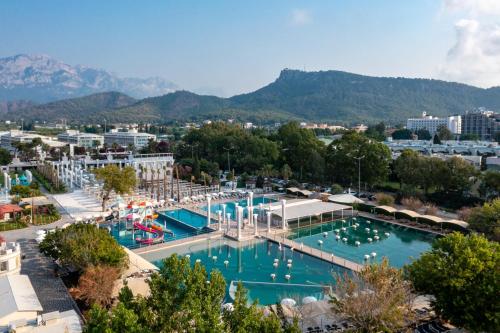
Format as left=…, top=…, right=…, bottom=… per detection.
left=263, top=232, right=363, bottom=272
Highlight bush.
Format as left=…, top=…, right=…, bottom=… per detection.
left=423, top=203, right=438, bottom=216
left=375, top=192, right=394, bottom=206
left=72, top=265, right=120, bottom=307
left=457, top=206, right=473, bottom=221
left=330, top=183, right=343, bottom=194
left=39, top=223, right=127, bottom=272
left=10, top=184, right=41, bottom=198
left=467, top=199, right=500, bottom=242
left=401, top=197, right=423, bottom=211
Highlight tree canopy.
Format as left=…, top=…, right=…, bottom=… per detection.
left=93, top=165, right=136, bottom=211
left=405, top=233, right=500, bottom=332
left=39, top=223, right=127, bottom=272
left=325, top=131, right=391, bottom=187
left=467, top=198, right=500, bottom=242
left=84, top=254, right=298, bottom=333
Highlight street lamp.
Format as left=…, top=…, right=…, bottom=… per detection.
left=223, top=146, right=232, bottom=174
left=348, top=153, right=365, bottom=196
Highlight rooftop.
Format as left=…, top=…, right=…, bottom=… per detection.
left=0, top=275, right=43, bottom=319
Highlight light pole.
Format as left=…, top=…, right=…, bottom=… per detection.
left=353, top=155, right=365, bottom=196
left=223, top=146, right=232, bottom=174
left=347, top=152, right=365, bottom=196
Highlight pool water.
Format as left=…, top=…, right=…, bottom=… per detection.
left=202, top=196, right=276, bottom=220
left=288, top=217, right=436, bottom=268
left=141, top=238, right=347, bottom=305
left=160, top=209, right=214, bottom=229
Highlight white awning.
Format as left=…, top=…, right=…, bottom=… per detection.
left=272, top=200, right=350, bottom=221
left=328, top=194, right=364, bottom=204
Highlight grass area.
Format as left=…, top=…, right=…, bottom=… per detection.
left=31, top=213, right=61, bottom=225
left=31, top=169, right=66, bottom=194
left=0, top=221, right=28, bottom=231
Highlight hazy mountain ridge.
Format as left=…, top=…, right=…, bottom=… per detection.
left=0, top=54, right=177, bottom=102
left=4, top=69, right=500, bottom=124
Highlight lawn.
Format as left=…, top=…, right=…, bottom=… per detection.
left=0, top=221, right=28, bottom=232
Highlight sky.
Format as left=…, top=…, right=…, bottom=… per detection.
left=0, top=0, right=499, bottom=96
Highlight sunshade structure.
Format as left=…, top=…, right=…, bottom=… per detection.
left=396, top=209, right=421, bottom=219
left=375, top=206, right=469, bottom=230
left=286, top=187, right=314, bottom=197
left=328, top=194, right=364, bottom=204
left=375, top=205, right=398, bottom=214
left=267, top=199, right=352, bottom=229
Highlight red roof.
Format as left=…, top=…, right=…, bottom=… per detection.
left=0, top=204, right=23, bottom=214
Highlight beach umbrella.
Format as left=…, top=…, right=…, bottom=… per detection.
left=222, top=303, right=234, bottom=312
left=302, top=296, right=318, bottom=305
left=280, top=298, right=297, bottom=307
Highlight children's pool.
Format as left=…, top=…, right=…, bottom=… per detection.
left=106, top=211, right=213, bottom=248
left=141, top=238, right=347, bottom=305
left=201, top=196, right=276, bottom=220
left=288, top=216, right=436, bottom=268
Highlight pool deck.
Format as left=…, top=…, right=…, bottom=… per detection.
left=263, top=232, right=363, bottom=273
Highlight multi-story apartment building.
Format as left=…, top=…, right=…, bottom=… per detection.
left=57, top=130, right=104, bottom=148
left=461, top=109, right=500, bottom=141
left=406, top=112, right=462, bottom=134
left=104, top=129, right=156, bottom=149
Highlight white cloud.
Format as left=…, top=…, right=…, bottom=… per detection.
left=443, top=0, right=500, bottom=15
left=291, top=9, right=311, bottom=26
left=439, top=19, right=500, bottom=87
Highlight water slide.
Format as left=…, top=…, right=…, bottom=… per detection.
left=134, top=221, right=164, bottom=245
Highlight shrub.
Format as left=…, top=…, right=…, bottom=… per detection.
left=330, top=183, right=343, bottom=194
left=457, top=206, right=473, bottom=221
left=401, top=197, right=423, bottom=211
left=375, top=192, right=394, bottom=206
left=423, top=203, right=438, bottom=216
left=72, top=265, right=120, bottom=307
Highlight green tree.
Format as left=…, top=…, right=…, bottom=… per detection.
left=280, top=164, right=292, bottom=181
left=93, top=165, right=136, bottom=211
left=405, top=233, right=500, bottom=332
left=39, top=223, right=127, bottom=272
left=84, top=304, right=112, bottom=333
left=467, top=198, right=500, bottom=242
left=392, top=129, right=412, bottom=140
left=223, top=282, right=282, bottom=333
left=479, top=170, right=500, bottom=199
left=439, top=157, right=477, bottom=194
left=432, top=133, right=441, bottom=144
left=0, top=148, right=12, bottom=165
left=394, top=149, right=422, bottom=189
left=436, top=125, right=453, bottom=141
left=364, top=122, right=386, bottom=141
left=415, top=128, right=431, bottom=140
left=325, top=131, right=391, bottom=187
left=460, top=133, right=480, bottom=141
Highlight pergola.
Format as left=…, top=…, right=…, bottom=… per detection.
left=269, top=199, right=352, bottom=229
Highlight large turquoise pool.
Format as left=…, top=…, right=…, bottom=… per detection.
left=141, top=238, right=347, bottom=305
left=201, top=196, right=276, bottom=220
left=288, top=217, right=436, bottom=268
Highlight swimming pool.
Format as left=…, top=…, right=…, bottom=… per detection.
left=288, top=217, right=436, bottom=268
left=201, top=196, right=276, bottom=220
left=160, top=209, right=214, bottom=229
left=141, top=238, right=347, bottom=305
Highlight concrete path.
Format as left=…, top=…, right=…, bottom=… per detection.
left=52, top=190, right=102, bottom=219
left=19, top=239, right=81, bottom=315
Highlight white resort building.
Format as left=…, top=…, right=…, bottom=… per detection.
left=0, top=242, right=21, bottom=276
left=406, top=112, right=462, bottom=134
left=57, top=130, right=104, bottom=148
left=104, top=129, right=156, bottom=149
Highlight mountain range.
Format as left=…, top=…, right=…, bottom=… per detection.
left=1, top=55, right=500, bottom=124
left=0, top=54, right=177, bottom=103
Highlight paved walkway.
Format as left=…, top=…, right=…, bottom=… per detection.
left=19, top=239, right=80, bottom=315
left=263, top=232, right=363, bottom=272
left=52, top=190, right=102, bottom=219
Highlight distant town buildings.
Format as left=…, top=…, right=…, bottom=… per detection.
left=0, top=130, right=66, bottom=151
left=104, top=129, right=156, bottom=149
left=461, top=109, right=500, bottom=141
left=352, top=124, right=368, bottom=132
left=57, top=130, right=103, bottom=148
left=299, top=122, right=347, bottom=131
left=406, top=112, right=461, bottom=134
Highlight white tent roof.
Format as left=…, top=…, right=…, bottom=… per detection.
left=271, top=199, right=350, bottom=221
left=0, top=275, right=42, bottom=319
left=286, top=187, right=300, bottom=193
left=328, top=194, right=364, bottom=204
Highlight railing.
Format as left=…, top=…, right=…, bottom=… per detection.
left=126, top=228, right=214, bottom=250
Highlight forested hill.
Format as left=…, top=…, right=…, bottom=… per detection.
left=6, top=69, right=500, bottom=124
